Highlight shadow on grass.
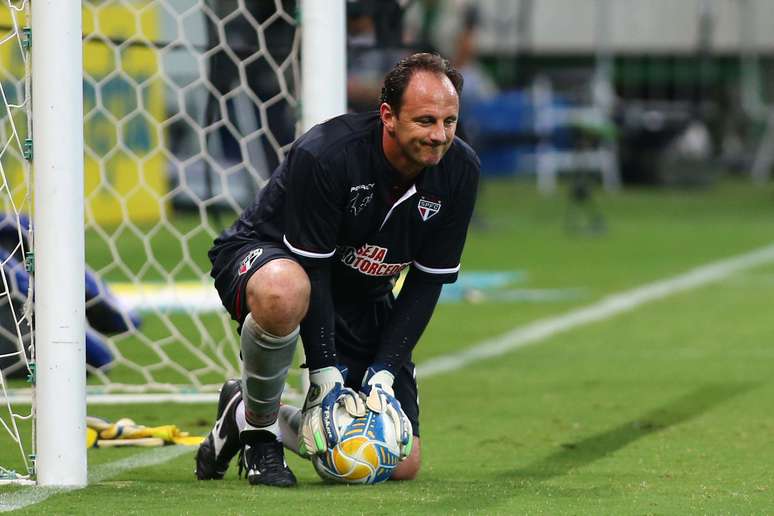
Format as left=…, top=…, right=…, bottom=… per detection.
left=510, top=382, right=755, bottom=481
left=451, top=382, right=756, bottom=513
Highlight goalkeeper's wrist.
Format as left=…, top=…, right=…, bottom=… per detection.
left=309, top=365, right=346, bottom=386
left=304, top=365, right=348, bottom=409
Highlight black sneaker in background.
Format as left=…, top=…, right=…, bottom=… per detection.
left=195, top=378, right=243, bottom=480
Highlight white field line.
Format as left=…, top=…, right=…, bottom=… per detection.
left=3, top=243, right=774, bottom=512
left=0, top=446, right=191, bottom=513
left=4, top=389, right=305, bottom=406
left=417, top=242, right=774, bottom=379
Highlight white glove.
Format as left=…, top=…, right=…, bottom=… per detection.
left=361, top=367, right=413, bottom=460
left=323, top=386, right=366, bottom=446
left=361, top=368, right=396, bottom=413
left=299, top=366, right=365, bottom=456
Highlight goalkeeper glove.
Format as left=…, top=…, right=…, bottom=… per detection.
left=299, top=366, right=365, bottom=456
left=361, top=367, right=413, bottom=460
left=361, top=367, right=395, bottom=412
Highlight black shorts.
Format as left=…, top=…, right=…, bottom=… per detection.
left=210, top=240, right=297, bottom=324
left=209, top=240, right=421, bottom=436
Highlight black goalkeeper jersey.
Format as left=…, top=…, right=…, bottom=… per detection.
left=212, top=111, right=480, bottom=302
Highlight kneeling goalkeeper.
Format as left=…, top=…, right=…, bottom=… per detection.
left=195, top=53, right=479, bottom=486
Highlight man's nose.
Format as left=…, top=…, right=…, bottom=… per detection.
left=429, top=122, right=446, bottom=144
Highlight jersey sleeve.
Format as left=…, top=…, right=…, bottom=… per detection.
left=299, top=264, right=338, bottom=369
left=374, top=269, right=442, bottom=374
left=282, top=148, right=347, bottom=263
left=412, top=162, right=479, bottom=283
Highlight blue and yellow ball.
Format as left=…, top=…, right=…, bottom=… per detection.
left=312, top=410, right=403, bottom=484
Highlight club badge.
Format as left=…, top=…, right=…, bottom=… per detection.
left=417, top=197, right=441, bottom=221
left=238, top=248, right=263, bottom=275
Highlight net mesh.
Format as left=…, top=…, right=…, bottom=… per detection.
left=1, top=0, right=304, bottom=481
left=78, top=0, right=302, bottom=394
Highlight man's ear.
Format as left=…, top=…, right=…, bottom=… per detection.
left=380, top=102, right=396, bottom=135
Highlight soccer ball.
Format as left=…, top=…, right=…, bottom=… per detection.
left=312, top=402, right=411, bottom=484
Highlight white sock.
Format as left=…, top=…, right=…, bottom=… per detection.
left=236, top=399, right=280, bottom=440
left=236, top=399, right=246, bottom=433
left=277, top=404, right=303, bottom=456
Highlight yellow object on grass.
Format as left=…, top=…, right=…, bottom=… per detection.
left=86, top=427, right=99, bottom=448
left=86, top=416, right=204, bottom=449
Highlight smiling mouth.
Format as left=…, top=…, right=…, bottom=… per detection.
left=423, top=149, right=444, bottom=163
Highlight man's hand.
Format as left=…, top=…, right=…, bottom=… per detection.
left=361, top=368, right=395, bottom=413
left=299, top=366, right=365, bottom=456
left=299, top=366, right=343, bottom=456
left=361, top=367, right=413, bottom=460
left=322, top=386, right=365, bottom=446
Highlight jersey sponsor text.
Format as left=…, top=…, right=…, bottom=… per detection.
left=340, top=244, right=411, bottom=276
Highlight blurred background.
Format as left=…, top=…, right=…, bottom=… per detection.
left=73, top=0, right=774, bottom=208
left=397, top=0, right=774, bottom=190
left=1, top=0, right=773, bottom=394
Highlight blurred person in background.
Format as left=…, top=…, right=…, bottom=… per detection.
left=202, top=0, right=297, bottom=177
left=406, top=0, right=498, bottom=144
left=347, top=0, right=415, bottom=113
left=407, top=0, right=497, bottom=100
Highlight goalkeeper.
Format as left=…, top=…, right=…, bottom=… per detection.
left=197, top=53, right=479, bottom=486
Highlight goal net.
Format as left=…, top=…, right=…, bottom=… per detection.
left=73, top=0, right=302, bottom=399
left=1, top=0, right=314, bottom=483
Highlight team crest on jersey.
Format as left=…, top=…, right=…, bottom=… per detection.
left=348, top=183, right=375, bottom=215
left=238, top=248, right=263, bottom=275
left=418, top=196, right=441, bottom=221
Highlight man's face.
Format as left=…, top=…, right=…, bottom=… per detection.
left=382, top=71, right=459, bottom=171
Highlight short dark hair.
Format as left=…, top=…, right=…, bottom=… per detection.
left=380, top=53, right=463, bottom=115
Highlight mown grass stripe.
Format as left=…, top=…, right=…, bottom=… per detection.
left=0, top=446, right=191, bottom=513
left=417, top=242, right=774, bottom=379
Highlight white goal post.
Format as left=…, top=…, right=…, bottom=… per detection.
left=300, top=0, right=346, bottom=131
left=0, top=0, right=346, bottom=486
left=32, top=0, right=87, bottom=487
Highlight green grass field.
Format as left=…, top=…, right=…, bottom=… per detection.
left=2, top=178, right=774, bottom=514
